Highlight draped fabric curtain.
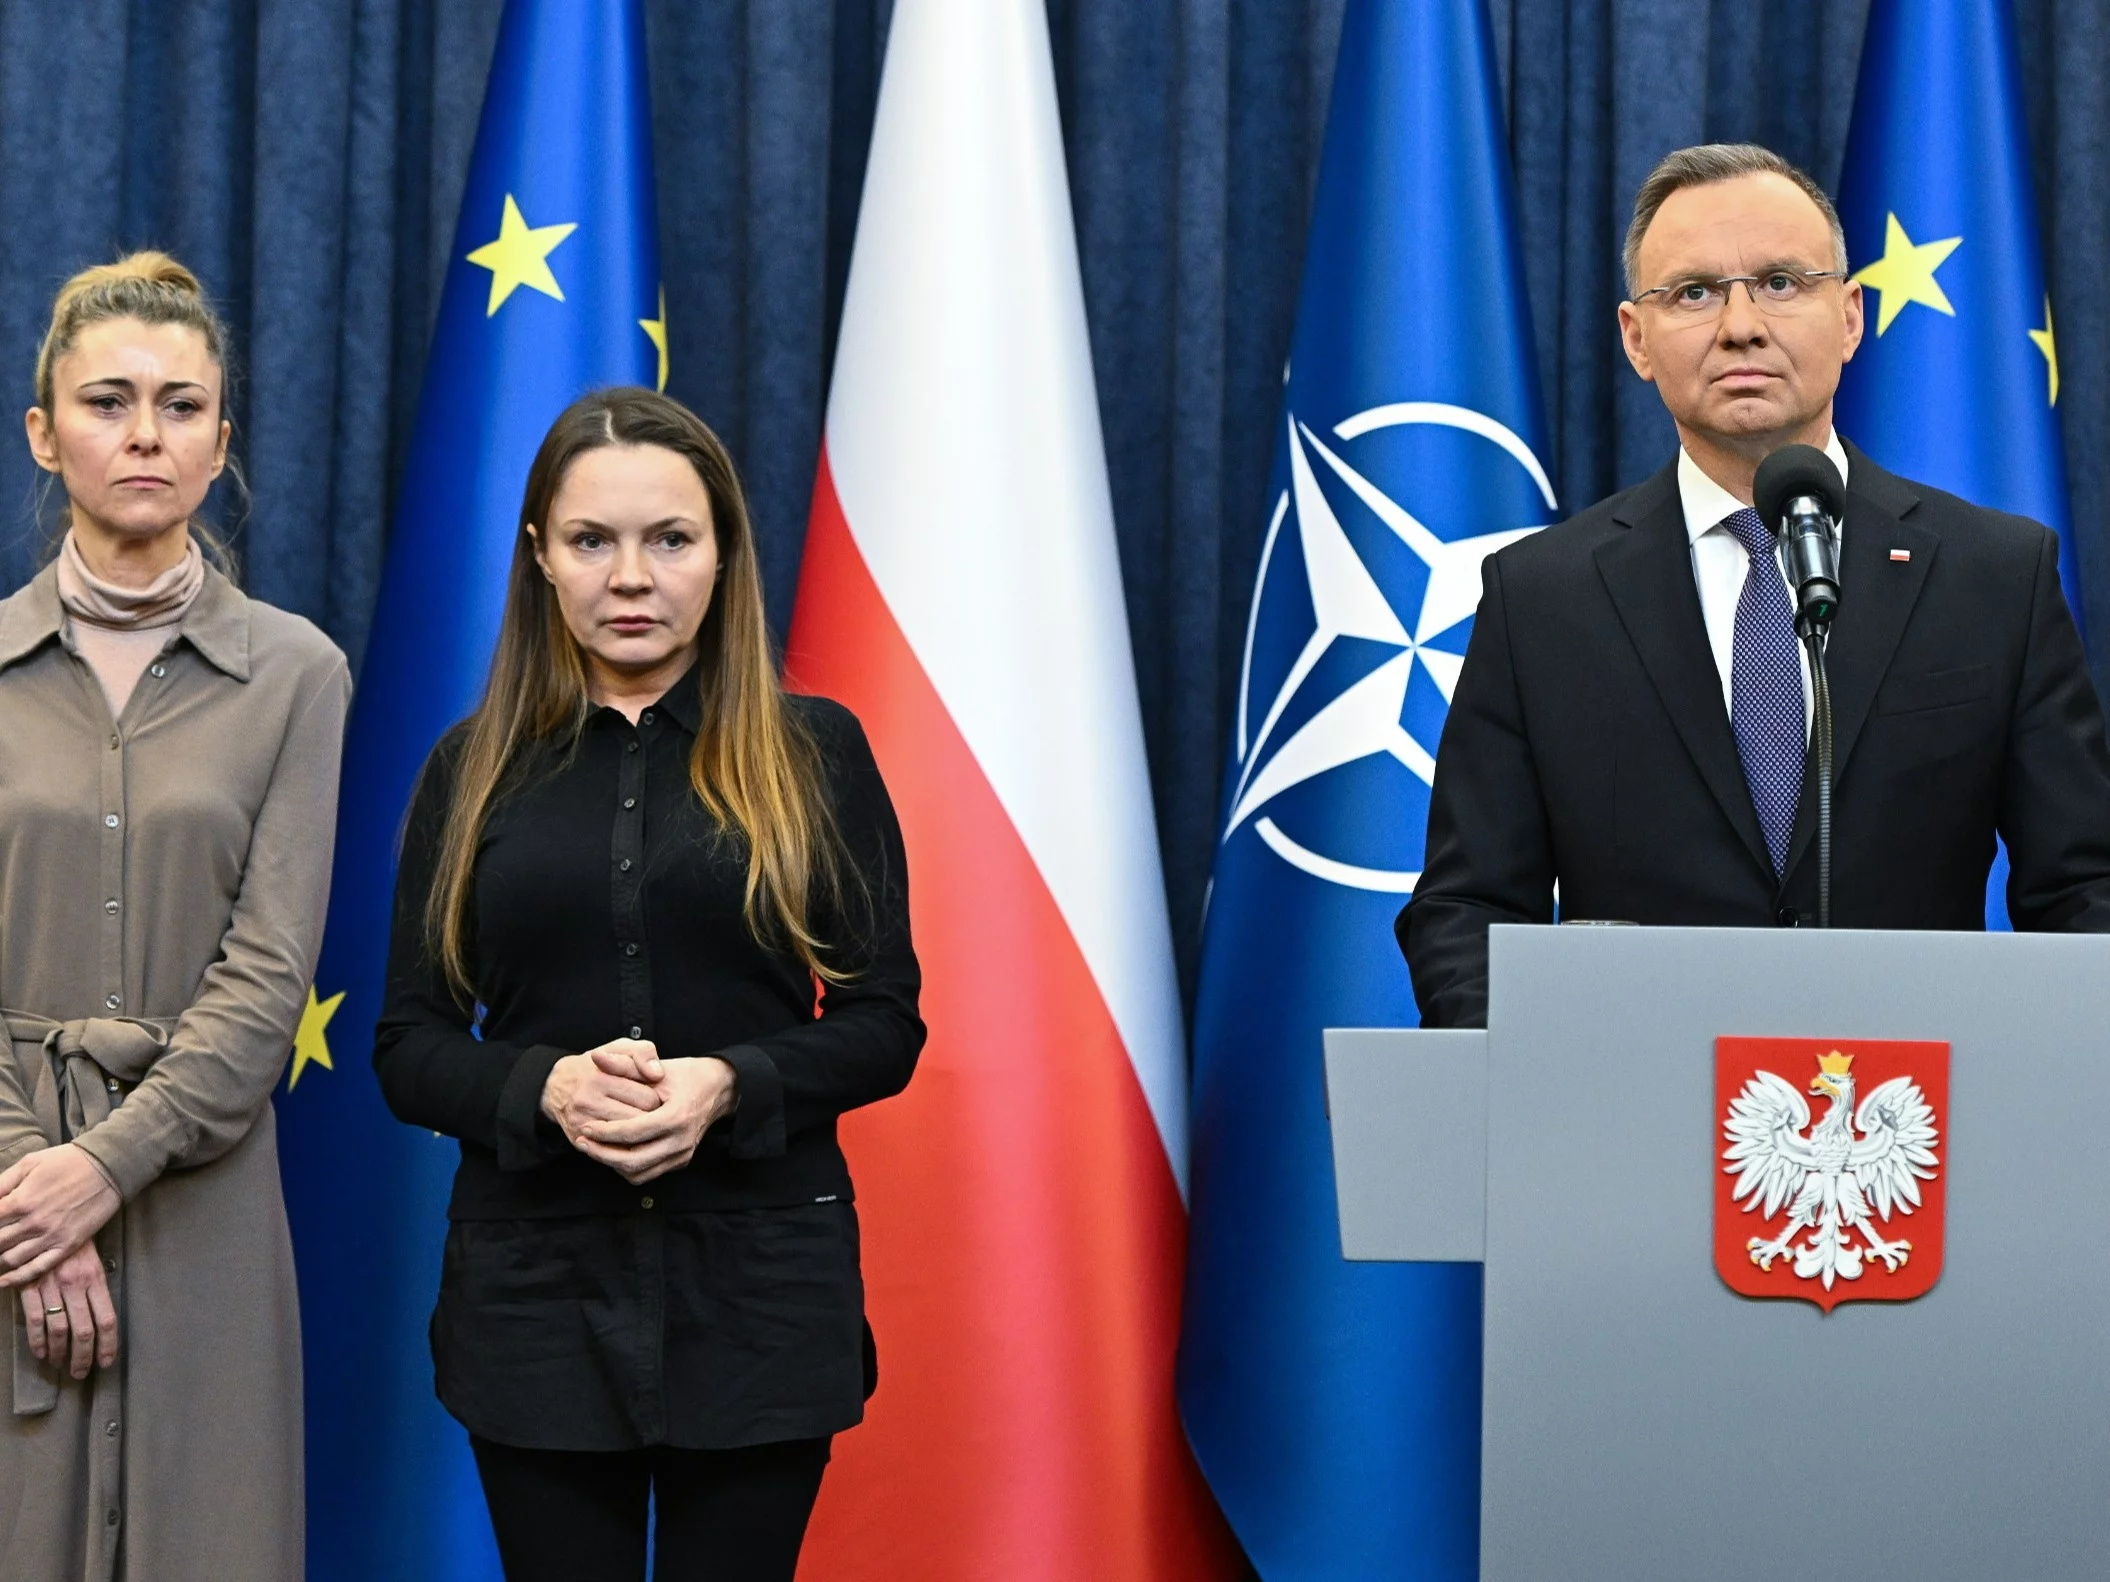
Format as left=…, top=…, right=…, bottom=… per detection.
left=0, top=0, right=2101, bottom=1000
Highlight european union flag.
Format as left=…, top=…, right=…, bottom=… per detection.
left=1834, top=0, right=2083, bottom=930
left=1176, top=1, right=1553, bottom=1575
left=274, top=2, right=662, bottom=1576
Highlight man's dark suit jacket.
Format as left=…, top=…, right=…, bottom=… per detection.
left=1400, top=440, right=2110, bottom=1029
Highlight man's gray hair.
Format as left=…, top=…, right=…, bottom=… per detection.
left=1623, top=143, right=1849, bottom=297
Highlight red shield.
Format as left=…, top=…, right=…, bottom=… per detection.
left=1715, top=1037, right=1948, bottom=1313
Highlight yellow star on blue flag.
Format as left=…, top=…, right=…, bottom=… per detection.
left=639, top=286, right=669, bottom=390
left=2029, top=297, right=2058, bottom=406
left=465, top=194, right=577, bottom=316
left=1851, top=213, right=1962, bottom=335
left=288, top=985, right=344, bottom=1090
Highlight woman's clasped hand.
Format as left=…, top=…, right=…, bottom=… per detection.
left=0, top=1142, right=122, bottom=1286
left=0, top=1145, right=124, bottom=1380
left=541, top=1039, right=738, bottom=1185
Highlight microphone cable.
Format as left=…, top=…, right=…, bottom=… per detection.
left=1801, top=623, right=1834, bottom=928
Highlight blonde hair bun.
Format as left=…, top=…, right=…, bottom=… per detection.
left=64, top=250, right=205, bottom=300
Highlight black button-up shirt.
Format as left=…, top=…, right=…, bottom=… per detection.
left=374, top=684, right=922, bottom=1448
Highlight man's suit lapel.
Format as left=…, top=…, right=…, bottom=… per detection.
left=1594, top=463, right=1775, bottom=879
left=1782, top=444, right=1934, bottom=879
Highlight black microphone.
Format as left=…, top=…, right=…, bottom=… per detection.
left=1752, top=444, right=1846, bottom=633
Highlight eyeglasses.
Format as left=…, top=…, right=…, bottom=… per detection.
left=1633, top=267, right=1845, bottom=320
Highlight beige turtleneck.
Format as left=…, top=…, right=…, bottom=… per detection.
left=55, top=530, right=206, bottom=718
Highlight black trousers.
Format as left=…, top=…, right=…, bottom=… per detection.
left=470, top=1434, right=832, bottom=1582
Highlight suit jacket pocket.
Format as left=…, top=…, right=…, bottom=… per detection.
left=1872, top=662, right=1991, bottom=716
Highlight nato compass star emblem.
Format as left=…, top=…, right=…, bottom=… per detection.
left=1225, top=401, right=1556, bottom=891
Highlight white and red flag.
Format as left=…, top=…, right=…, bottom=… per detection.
left=784, top=1, right=1234, bottom=1576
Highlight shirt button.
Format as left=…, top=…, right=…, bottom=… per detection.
left=640, top=1195, right=654, bottom=1210
left=105, top=1421, right=119, bottom=1437
left=624, top=943, right=640, bottom=957
left=628, top=1025, right=643, bottom=1038
left=103, top=1258, right=116, bottom=1273
left=1776, top=907, right=1800, bottom=927
left=106, top=1510, right=119, bottom=1528
left=108, top=735, right=120, bottom=751
left=619, top=858, right=633, bottom=872
left=104, top=994, right=121, bottom=1011
left=623, top=797, right=637, bottom=810
left=104, top=900, right=119, bottom=915
left=641, top=711, right=655, bottom=724
left=626, top=741, right=638, bottom=754
left=104, top=813, right=120, bottom=828
left=149, top=662, right=166, bottom=678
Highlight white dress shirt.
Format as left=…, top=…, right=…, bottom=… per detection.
left=1679, top=431, right=1851, bottom=731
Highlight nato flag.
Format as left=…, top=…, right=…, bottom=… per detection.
left=274, top=3, right=662, bottom=1576
left=1834, top=0, right=2083, bottom=929
left=1176, top=0, right=1554, bottom=1574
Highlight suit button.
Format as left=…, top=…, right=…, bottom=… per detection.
left=1776, top=907, right=1800, bottom=927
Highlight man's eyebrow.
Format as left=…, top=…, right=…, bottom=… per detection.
left=1650, top=259, right=1824, bottom=286
left=1692, top=258, right=1825, bottom=275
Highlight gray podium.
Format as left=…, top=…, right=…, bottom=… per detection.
left=1326, top=924, right=2110, bottom=1581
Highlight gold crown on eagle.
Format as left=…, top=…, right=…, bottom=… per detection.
left=1817, top=1050, right=1854, bottom=1076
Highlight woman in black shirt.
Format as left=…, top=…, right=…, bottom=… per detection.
left=374, top=387, right=922, bottom=1582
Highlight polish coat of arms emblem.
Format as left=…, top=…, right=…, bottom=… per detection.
left=1714, top=1038, right=1949, bottom=1312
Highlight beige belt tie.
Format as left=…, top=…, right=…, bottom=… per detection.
left=3, top=1011, right=172, bottom=1417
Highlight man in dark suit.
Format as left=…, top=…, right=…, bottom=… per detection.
left=1400, top=142, right=2110, bottom=1029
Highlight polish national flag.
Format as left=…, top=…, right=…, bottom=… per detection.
left=783, top=1, right=1236, bottom=1576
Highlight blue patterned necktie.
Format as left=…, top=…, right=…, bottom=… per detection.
left=1721, top=507, right=1804, bottom=876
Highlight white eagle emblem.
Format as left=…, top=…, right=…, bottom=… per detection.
left=1722, top=1050, right=1941, bottom=1290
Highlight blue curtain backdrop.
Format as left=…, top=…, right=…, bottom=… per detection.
left=0, top=0, right=2103, bottom=1005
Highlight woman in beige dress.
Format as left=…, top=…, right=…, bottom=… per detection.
left=0, top=253, right=349, bottom=1580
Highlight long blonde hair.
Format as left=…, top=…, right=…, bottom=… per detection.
left=423, top=387, right=851, bottom=1002
left=33, top=249, right=243, bottom=576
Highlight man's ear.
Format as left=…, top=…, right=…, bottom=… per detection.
left=1616, top=302, right=1656, bottom=384
left=1838, top=279, right=1865, bottom=365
